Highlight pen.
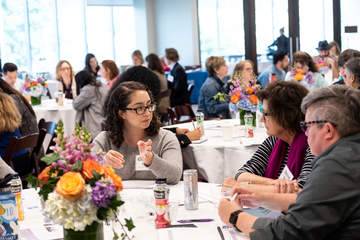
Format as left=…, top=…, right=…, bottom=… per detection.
left=177, top=218, right=214, bottom=223
left=217, top=226, right=225, bottom=240
left=191, top=120, right=196, bottom=130
left=230, top=193, right=238, bottom=202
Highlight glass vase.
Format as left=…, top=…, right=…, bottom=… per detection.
left=239, top=109, right=256, bottom=127
left=63, top=221, right=104, bottom=240
left=30, top=96, right=42, bottom=106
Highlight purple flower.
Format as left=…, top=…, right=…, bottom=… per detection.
left=91, top=181, right=116, bottom=208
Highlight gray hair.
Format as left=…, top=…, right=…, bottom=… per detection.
left=301, top=85, right=360, bottom=137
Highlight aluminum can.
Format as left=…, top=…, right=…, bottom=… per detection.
left=183, top=169, right=198, bottom=210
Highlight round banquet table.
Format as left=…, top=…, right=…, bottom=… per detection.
left=33, top=99, right=76, bottom=136
left=164, top=119, right=268, bottom=184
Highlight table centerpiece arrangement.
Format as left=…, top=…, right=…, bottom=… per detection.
left=21, top=77, right=48, bottom=106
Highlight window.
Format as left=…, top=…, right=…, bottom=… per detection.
left=198, top=0, right=245, bottom=66
left=0, top=0, right=135, bottom=75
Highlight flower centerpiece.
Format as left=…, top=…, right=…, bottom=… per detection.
left=289, top=68, right=315, bottom=88
left=21, top=76, right=48, bottom=105
left=28, top=121, right=135, bottom=240
left=227, top=72, right=260, bottom=126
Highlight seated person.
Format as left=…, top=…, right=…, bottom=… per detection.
left=225, top=81, right=314, bottom=194
left=2, top=62, right=19, bottom=90
left=108, top=66, right=200, bottom=147
left=0, top=92, right=31, bottom=176
left=164, top=127, right=201, bottom=148
left=218, top=85, right=360, bottom=238
left=198, top=56, right=230, bottom=119
left=93, top=82, right=182, bottom=184
left=56, top=60, right=77, bottom=99
left=258, top=51, right=289, bottom=88
left=73, top=71, right=108, bottom=139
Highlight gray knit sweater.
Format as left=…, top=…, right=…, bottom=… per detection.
left=93, top=128, right=182, bottom=184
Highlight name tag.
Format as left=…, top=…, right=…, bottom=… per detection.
left=135, top=155, right=149, bottom=171
left=167, top=75, right=174, bottom=83
left=279, top=165, right=294, bottom=180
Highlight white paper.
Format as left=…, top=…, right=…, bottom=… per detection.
left=135, top=155, right=150, bottom=171
left=279, top=165, right=294, bottom=180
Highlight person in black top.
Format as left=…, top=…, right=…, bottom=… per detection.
left=165, top=48, right=189, bottom=107
left=84, top=53, right=100, bottom=77
left=269, top=28, right=289, bottom=54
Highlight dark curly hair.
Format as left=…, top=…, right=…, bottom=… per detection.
left=293, top=51, right=319, bottom=73
left=103, top=81, right=160, bottom=148
left=257, top=81, right=309, bottom=134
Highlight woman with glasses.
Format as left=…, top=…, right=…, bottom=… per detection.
left=223, top=81, right=313, bottom=210
left=93, top=81, right=182, bottom=184
left=55, top=60, right=77, bottom=99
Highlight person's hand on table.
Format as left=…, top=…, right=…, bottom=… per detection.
left=232, top=187, right=264, bottom=209
left=104, top=150, right=125, bottom=169
left=185, top=128, right=202, bottom=141
left=137, top=139, right=154, bottom=166
left=222, top=177, right=237, bottom=192
left=176, top=128, right=189, bottom=135
left=271, top=179, right=299, bottom=193
left=218, top=198, right=242, bottom=225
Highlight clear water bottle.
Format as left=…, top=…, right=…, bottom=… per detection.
left=195, top=111, right=205, bottom=136
left=183, top=169, right=198, bottom=210
left=256, top=103, right=264, bottom=128
left=154, top=178, right=170, bottom=228
left=244, top=112, right=254, bottom=138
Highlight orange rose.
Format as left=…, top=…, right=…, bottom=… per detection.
left=38, top=166, right=51, bottom=183
left=246, top=87, right=254, bottom=95
left=104, top=166, right=123, bottom=191
left=230, top=95, right=239, bottom=104
left=249, top=95, right=258, bottom=105
left=56, top=172, right=85, bottom=200
left=82, top=159, right=104, bottom=180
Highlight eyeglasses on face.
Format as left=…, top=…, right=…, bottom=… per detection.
left=299, top=120, right=336, bottom=132
left=124, top=104, right=156, bottom=115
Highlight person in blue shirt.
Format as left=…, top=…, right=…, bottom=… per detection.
left=198, top=56, right=230, bottom=119
left=258, top=51, right=289, bottom=88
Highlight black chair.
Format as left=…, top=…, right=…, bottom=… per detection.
left=31, top=119, right=57, bottom=171
left=174, top=104, right=196, bottom=123
left=3, top=133, right=39, bottom=177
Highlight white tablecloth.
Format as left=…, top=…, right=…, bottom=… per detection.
left=20, top=181, right=250, bottom=240
left=166, top=120, right=268, bottom=184
left=33, top=99, right=76, bottom=135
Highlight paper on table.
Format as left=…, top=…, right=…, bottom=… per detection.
left=122, top=180, right=155, bottom=189
left=191, top=138, right=208, bottom=144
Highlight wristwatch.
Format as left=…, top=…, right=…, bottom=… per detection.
left=229, top=209, right=243, bottom=231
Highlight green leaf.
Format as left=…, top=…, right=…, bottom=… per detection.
left=109, top=197, right=124, bottom=210
left=41, top=153, right=60, bottom=165
left=26, top=175, right=39, bottom=188
left=124, top=218, right=135, bottom=232
left=71, top=160, right=83, bottom=172
left=97, top=207, right=108, bottom=221
left=112, top=230, right=119, bottom=240
left=38, top=177, right=58, bottom=201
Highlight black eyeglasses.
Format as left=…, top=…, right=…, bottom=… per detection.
left=263, top=111, right=271, bottom=117
left=125, top=104, right=156, bottom=115
left=299, top=120, right=336, bottom=132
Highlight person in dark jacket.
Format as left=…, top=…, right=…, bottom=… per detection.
left=218, top=85, right=360, bottom=239
left=165, top=48, right=189, bottom=107
left=198, top=56, right=230, bottom=119
left=84, top=53, right=100, bottom=77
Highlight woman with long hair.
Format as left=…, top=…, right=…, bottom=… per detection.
left=93, top=81, right=182, bottom=184
left=55, top=60, right=77, bottom=99
left=0, top=79, right=38, bottom=136
left=100, top=60, right=119, bottom=89
left=73, top=71, right=108, bottom=139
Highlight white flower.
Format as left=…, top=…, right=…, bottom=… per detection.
left=43, top=186, right=98, bottom=231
